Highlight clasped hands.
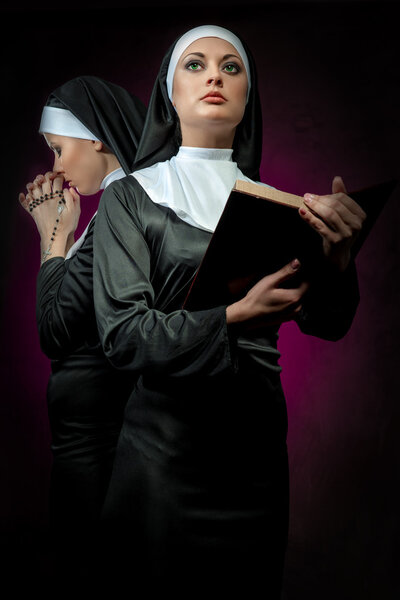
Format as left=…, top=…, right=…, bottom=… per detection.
left=226, top=176, right=366, bottom=327
left=19, top=171, right=81, bottom=259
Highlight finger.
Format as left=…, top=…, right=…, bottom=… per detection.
left=304, top=189, right=366, bottom=221
left=63, top=187, right=73, bottom=203
left=64, top=187, right=81, bottom=212
left=302, top=196, right=363, bottom=235
left=322, top=193, right=366, bottom=221
left=332, top=175, right=347, bottom=195
left=42, top=172, right=53, bottom=195
left=68, top=187, right=80, bottom=203
left=275, top=279, right=309, bottom=305
left=52, top=173, right=65, bottom=192
left=299, top=205, right=343, bottom=242
left=19, top=193, right=30, bottom=211
left=271, top=258, right=302, bottom=287
left=21, top=191, right=38, bottom=213
left=31, top=182, right=44, bottom=200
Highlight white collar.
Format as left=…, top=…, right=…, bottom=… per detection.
left=176, top=146, right=234, bottom=161
left=99, top=166, right=125, bottom=190
left=132, top=145, right=258, bottom=233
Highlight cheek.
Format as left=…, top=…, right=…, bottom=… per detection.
left=173, top=73, right=199, bottom=111
left=74, top=147, right=94, bottom=175
left=62, top=147, right=81, bottom=172
left=235, top=78, right=248, bottom=102
left=62, top=147, right=94, bottom=186
left=233, top=83, right=247, bottom=116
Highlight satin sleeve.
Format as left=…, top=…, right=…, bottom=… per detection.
left=36, top=221, right=97, bottom=359
left=295, top=259, right=360, bottom=341
left=93, top=182, right=236, bottom=377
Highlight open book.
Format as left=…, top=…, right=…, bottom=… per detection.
left=183, top=178, right=397, bottom=310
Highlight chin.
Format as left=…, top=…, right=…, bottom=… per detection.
left=199, top=107, right=243, bottom=128
left=76, top=185, right=99, bottom=196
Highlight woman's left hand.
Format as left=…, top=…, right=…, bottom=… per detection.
left=299, top=176, right=366, bottom=272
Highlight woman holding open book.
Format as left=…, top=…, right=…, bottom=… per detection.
left=93, top=25, right=364, bottom=596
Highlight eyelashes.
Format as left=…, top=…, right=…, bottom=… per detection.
left=184, top=60, right=241, bottom=74
left=223, top=63, right=240, bottom=74
left=186, top=61, right=203, bottom=71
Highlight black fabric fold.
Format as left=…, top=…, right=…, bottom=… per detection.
left=46, top=75, right=146, bottom=174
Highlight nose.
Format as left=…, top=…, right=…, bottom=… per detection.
left=207, top=69, right=223, bottom=87
left=53, top=155, right=64, bottom=174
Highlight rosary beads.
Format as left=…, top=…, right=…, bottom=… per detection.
left=41, top=195, right=66, bottom=264
left=29, top=189, right=64, bottom=212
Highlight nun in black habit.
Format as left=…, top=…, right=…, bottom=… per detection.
left=92, top=26, right=363, bottom=597
left=19, top=76, right=146, bottom=585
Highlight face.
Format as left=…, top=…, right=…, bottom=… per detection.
left=43, top=133, right=106, bottom=195
left=172, top=37, right=248, bottom=146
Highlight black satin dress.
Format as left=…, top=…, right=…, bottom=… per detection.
left=36, top=219, right=134, bottom=585
left=93, top=176, right=359, bottom=597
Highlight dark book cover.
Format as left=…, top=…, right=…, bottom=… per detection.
left=183, top=179, right=398, bottom=310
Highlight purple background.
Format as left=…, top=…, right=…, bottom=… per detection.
left=1, top=2, right=399, bottom=597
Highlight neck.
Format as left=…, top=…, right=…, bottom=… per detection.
left=180, top=124, right=236, bottom=149
left=103, top=153, right=121, bottom=177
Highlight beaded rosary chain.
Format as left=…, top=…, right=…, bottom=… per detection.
left=29, top=190, right=64, bottom=212
left=41, top=197, right=67, bottom=264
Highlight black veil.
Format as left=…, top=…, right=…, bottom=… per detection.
left=133, top=28, right=263, bottom=181
left=45, top=76, right=147, bottom=175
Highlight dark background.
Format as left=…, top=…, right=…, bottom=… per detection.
left=1, top=2, right=399, bottom=597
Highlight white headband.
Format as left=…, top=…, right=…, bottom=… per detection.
left=166, top=25, right=251, bottom=103
left=39, top=106, right=100, bottom=141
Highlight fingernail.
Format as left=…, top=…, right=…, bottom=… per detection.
left=304, top=194, right=315, bottom=203
left=291, top=259, right=300, bottom=270
left=299, top=207, right=307, bottom=216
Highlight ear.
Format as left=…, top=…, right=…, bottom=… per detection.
left=92, top=140, right=104, bottom=152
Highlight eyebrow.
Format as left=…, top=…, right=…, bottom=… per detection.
left=182, top=52, right=242, bottom=62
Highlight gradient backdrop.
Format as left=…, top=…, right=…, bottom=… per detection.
left=1, top=2, right=399, bottom=597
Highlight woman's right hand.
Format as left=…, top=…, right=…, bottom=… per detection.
left=226, top=259, right=310, bottom=328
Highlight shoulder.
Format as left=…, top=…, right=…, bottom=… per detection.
left=97, top=173, right=162, bottom=237
left=102, top=174, right=145, bottom=198
left=99, top=174, right=151, bottom=214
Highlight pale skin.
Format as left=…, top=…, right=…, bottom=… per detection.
left=172, top=37, right=366, bottom=328
left=19, top=134, right=121, bottom=263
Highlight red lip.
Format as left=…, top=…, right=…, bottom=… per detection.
left=201, top=91, right=227, bottom=101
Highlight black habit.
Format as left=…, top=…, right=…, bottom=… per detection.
left=92, top=30, right=360, bottom=597
left=35, top=76, right=145, bottom=587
